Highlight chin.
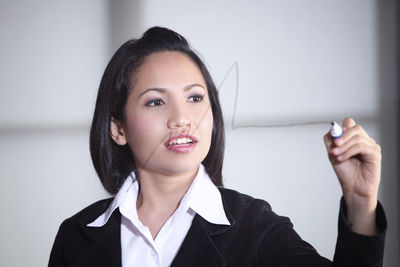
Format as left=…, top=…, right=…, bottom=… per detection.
left=135, top=146, right=210, bottom=176
left=136, top=155, right=202, bottom=176
left=159, top=159, right=201, bottom=176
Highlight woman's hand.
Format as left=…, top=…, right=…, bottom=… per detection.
left=323, top=118, right=381, bottom=235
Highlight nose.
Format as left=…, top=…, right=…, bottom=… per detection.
left=167, top=103, right=191, bottom=129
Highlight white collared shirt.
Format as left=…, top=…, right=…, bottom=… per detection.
left=87, top=164, right=230, bottom=267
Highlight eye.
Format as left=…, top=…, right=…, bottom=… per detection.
left=188, top=94, right=204, bottom=103
left=145, top=98, right=165, bottom=107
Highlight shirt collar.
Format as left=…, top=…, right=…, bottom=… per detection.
left=87, top=164, right=230, bottom=227
left=87, top=172, right=138, bottom=227
left=186, top=165, right=230, bottom=225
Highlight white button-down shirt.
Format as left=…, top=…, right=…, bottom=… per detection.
left=87, top=164, right=230, bottom=267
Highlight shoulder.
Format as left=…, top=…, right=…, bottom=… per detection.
left=218, top=187, right=272, bottom=212
left=218, top=187, right=285, bottom=228
left=58, top=197, right=114, bottom=231
left=48, top=198, right=116, bottom=266
left=216, top=188, right=300, bottom=259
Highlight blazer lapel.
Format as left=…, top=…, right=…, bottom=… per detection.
left=72, top=209, right=122, bottom=267
left=171, top=214, right=234, bottom=267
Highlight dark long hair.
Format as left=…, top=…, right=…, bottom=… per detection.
left=90, top=27, right=225, bottom=195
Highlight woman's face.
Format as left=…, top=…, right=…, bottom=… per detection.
left=113, top=51, right=213, bottom=177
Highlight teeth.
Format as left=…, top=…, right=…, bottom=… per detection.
left=169, top=137, right=193, bottom=146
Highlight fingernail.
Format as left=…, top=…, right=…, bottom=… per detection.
left=335, top=139, right=343, bottom=146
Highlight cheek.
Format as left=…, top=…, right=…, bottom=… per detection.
left=197, top=109, right=214, bottom=162
left=125, top=114, right=165, bottom=149
left=197, top=108, right=214, bottom=140
left=207, top=110, right=214, bottom=134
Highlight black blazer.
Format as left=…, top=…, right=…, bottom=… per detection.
left=49, top=188, right=386, bottom=267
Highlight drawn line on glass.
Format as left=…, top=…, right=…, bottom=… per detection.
left=217, top=62, right=330, bottom=129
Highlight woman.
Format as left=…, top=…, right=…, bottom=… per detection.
left=48, top=27, right=386, bottom=267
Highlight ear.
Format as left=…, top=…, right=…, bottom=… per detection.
left=110, top=117, right=127, bottom=146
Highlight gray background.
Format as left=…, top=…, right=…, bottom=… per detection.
left=0, top=1, right=398, bottom=266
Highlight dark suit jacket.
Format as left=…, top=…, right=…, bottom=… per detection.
left=48, top=188, right=386, bottom=267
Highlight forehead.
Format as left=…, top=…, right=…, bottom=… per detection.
left=132, top=51, right=206, bottom=91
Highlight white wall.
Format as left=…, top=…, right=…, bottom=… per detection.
left=0, top=1, right=398, bottom=266
left=0, top=1, right=110, bottom=266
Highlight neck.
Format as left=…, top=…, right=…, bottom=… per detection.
left=136, top=166, right=199, bottom=213
left=135, top=166, right=199, bottom=239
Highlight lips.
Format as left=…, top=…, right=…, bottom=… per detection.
left=165, top=133, right=198, bottom=153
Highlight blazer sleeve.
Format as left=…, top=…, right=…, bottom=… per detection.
left=333, top=198, right=387, bottom=267
left=257, top=198, right=387, bottom=267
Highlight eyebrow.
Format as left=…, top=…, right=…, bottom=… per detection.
left=139, top=83, right=206, bottom=98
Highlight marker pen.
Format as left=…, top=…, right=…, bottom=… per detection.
left=330, top=121, right=343, bottom=138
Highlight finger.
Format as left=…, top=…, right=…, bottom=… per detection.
left=342, top=117, right=356, bottom=129
left=336, top=141, right=381, bottom=162
left=334, top=124, right=369, bottom=147
left=323, top=132, right=334, bottom=150
left=324, top=132, right=339, bottom=164
left=327, top=150, right=341, bottom=164
left=331, top=132, right=376, bottom=156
